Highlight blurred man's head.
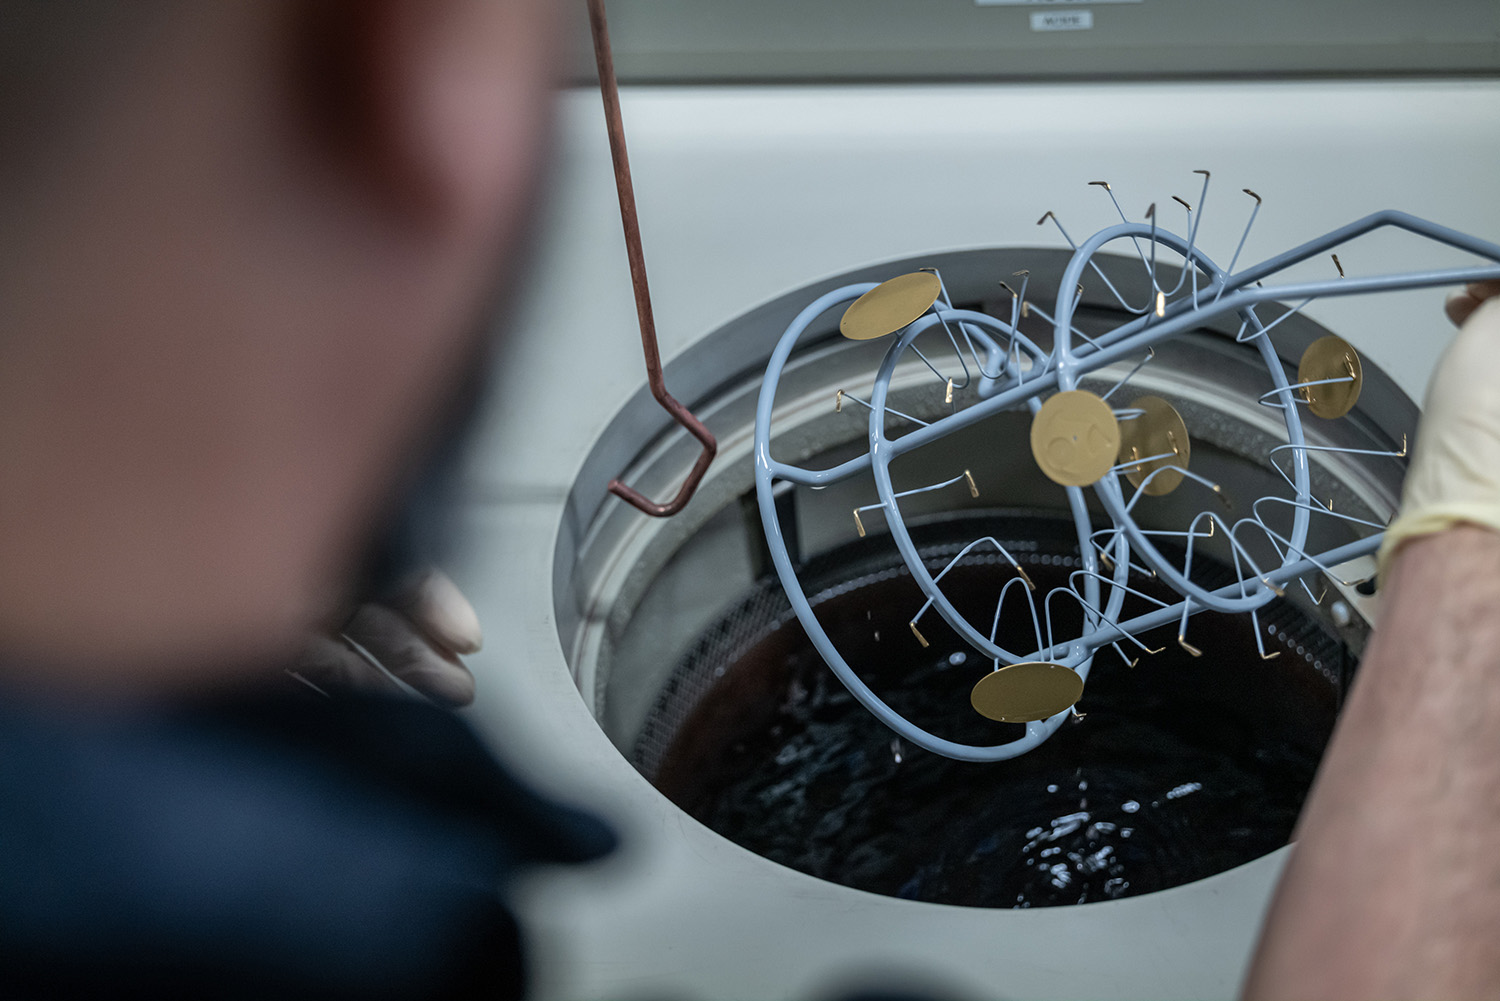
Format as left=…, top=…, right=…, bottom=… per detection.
left=0, top=0, right=558, bottom=688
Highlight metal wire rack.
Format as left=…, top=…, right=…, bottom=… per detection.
left=754, top=175, right=1500, bottom=762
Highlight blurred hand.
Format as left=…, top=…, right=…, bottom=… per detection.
left=1444, top=278, right=1500, bottom=327
left=1379, top=281, right=1500, bottom=574
left=293, top=570, right=482, bottom=707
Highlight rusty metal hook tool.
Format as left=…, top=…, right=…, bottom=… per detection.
left=586, top=0, right=717, bottom=517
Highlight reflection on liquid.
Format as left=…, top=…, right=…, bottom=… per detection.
left=653, top=535, right=1348, bottom=909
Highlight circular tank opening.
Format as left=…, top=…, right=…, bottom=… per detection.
left=640, top=512, right=1349, bottom=908
left=555, top=248, right=1410, bottom=911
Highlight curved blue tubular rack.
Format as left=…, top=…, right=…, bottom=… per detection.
left=755, top=184, right=1500, bottom=763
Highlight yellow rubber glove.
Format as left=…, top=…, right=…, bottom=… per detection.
left=1378, top=281, right=1500, bottom=577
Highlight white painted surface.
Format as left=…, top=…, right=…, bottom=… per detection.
left=470, top=80, right=1500, bottom=496
left=451, top=80, right=1500, bottom=999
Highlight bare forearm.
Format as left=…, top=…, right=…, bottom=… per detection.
left=1244, top=526, right=1500, bottom=999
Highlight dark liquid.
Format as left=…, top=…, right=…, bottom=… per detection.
left=648, top=525, right=1348, bottom=909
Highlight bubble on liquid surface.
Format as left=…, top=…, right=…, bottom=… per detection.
left=650, top=533, right=1345, bottom=909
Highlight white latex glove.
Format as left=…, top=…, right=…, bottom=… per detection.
left=293, top=569, right=483, bottom=707
left=1378, top=281, right=1500, bottom=576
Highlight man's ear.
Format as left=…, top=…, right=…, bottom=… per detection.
left=298, top=0, right=558, bottom=230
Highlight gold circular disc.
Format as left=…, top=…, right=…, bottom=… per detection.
left=1029, top=390, right=1121, bottom=487
left=1297, top=335, right=1363, bottom=419
left=839, top=272, right=943, bottom=341
left=1116, top=395, right=1190, bottom=496
left=971, top=662, right=1084, bottom=723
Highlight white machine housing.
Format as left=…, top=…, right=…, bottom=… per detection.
left=453, top=59, right=1500, bottom=1001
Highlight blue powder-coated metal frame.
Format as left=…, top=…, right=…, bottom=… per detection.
left=755, top=209, right=1500, bottom=762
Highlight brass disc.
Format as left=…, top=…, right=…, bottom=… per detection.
left=1116, top=395, right=1189, bottom=496
left=1029, top=390, right=1121, bottom=487
left=1297, top=335, right=1363, bottom=419
left=971, top=662, right=1084, bottom=723
left=839, top=272, right=943, bottom=341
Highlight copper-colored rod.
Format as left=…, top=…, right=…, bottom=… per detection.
left=587, top=0, right=717, bottom=518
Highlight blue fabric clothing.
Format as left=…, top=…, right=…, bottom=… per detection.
left=0, top=687, right=615, bottom=1000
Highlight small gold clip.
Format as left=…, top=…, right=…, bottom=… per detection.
left=1260, top=649, right=1281, bottom=661
left=1088, top=181, right=1111, bottom=190
left=1332, top=254, right=1345, bottom=278
left=909, top=621, right=929, bottom=648
left=1037, top=211, right=1056, bottom=227
left=945, top=378, right=955, bottom=405
left=1178, top=635, right=1203, bottom=657
left=835, top=389, right=844, bottom=413
left=1173, top=195, right=1192, bottom=211
left=1243, top=188, right=1262, bottom=204
left=1398, top=433, right=1408, bottom=458
left=963, top=469, right=979, bottom=498
left=1155, top=291, right=1166, bottom=318
left=853, top=509, right=865, bottom=538
left=1015, top=564, right=1036, bottom=592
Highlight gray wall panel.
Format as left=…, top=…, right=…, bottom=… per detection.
left=574, top=0, right=1500, bottom=82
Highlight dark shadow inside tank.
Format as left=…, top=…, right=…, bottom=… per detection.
left=643, top=513, right=1352, bottom=909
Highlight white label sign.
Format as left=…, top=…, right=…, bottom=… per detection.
left=978, top=0, right=1136, bottom=5
left=1030, top=9, right=1094, bottom=30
